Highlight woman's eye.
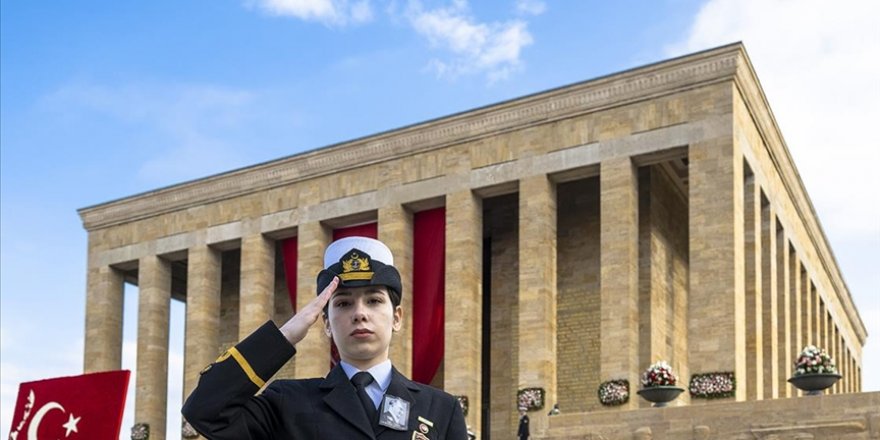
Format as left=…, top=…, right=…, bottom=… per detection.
left=335, top=301, right=350, bottom=308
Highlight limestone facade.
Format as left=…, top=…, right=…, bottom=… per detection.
left=79, top=44, right=868, bottom=440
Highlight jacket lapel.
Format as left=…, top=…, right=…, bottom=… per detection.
left=375, top=367, right=421, bottom=438
left=320, top=366, right=376, bottom=440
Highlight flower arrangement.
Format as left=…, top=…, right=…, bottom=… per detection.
left=689, top=372, right=736, bottom=399
left=453, top=395, right=469, bottom=417
left=131, top=423, right=150, bottom=440
left=793, top=345, right=837, bottom=376
left=598, top=379, right=629, bottom=406
left=641, top=361, right=677, bottom=388
left=181, top=420, right=198, bottom=439
left=517, top=387, right=545, bottom=412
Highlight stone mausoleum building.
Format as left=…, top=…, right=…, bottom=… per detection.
left=79, top=44, right=874, bottom=439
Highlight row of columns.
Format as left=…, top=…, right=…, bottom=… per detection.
left=83, top=145, right=862, bottom=440
left=741, top=161, right=859, bottom=400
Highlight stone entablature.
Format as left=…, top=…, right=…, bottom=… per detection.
left=79, top=47, right=739, bottom=231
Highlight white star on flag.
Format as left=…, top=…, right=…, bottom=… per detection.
left=62, top=413, right=81, bottom=437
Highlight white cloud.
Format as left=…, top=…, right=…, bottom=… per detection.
left=250, top=0, right=374, bottom=25
left=515, top=0, right=545, bottom=16
left=408, top=0, right=534, bottom=82
left=666, top=0, right=880, bottom=239
left=668, top=0, right=879, bottom=391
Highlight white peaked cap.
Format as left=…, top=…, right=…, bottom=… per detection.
left=323, top=236, right=394, bottom=269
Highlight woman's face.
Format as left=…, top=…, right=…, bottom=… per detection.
left=324, top=285, right=402, bottom=368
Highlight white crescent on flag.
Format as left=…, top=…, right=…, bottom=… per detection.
left=26, top=400, right=65, bottom=440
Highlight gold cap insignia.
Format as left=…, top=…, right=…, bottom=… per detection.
left=339, top=250, right=374, bottom=281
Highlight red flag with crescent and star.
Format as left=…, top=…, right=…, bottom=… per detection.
left=7, top=370, right=130, bottom=440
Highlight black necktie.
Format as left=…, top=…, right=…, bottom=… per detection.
left=351, top=372, right=378, bottom=427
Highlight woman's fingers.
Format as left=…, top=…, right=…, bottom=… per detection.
left=312, top=276, right=338, bottom=314
left=279, top=276, right=338, bottom=346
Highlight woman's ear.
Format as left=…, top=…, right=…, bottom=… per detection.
left=322, top=313, right=332, bottom=337
left=392, top=305, right=403, bottom=332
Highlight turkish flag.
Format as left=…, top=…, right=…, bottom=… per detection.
left=7, top=370, right=130, bottom=440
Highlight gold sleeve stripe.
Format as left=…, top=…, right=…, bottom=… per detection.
left=228, top=346, right=266, bottom=388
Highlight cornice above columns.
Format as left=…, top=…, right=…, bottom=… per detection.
left=78, top=43, right=743, bottom=231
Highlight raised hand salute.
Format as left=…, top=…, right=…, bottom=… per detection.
left=279, top=276, right=338, bottom=347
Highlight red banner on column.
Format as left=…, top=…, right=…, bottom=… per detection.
left=333, top=223, right=378, bottom=241
left=280, top=237, right=298, bottom=311
left=412, top=207, right=445, bottom=384
left=7, top=370, right=131, bottom=440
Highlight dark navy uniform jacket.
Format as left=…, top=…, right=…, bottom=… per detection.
left=182, top=321, right=468, bottom=440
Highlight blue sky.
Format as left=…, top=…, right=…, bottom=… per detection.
left=1, top=0, right=878, bottom=438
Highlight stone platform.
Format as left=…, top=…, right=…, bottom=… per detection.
left=542, top=392, right=879, bottom=439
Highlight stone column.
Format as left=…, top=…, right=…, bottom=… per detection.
left=84, top=264, right=124, bottom=372
left=295, top=221, right=331, bottom=378
left=811, top=284, right=819, bottom=349
left=831, top=325, right=839, bottom=394
left=600, top=157, right=640, bottom=408
left=761, top=200, right=777, bottom=399
left=801, top=273, right=811, bottom=346
left=850, top=350, right=856, bottom=393
left=444, top=190, right=482, bottom=436
left=688, top=137, right=746, bottom=401
left=379, top=204, right=414, bottom=377
left=239, top=234, right=275, bottom=340
left=843, top=335, right=849, bottom=393
left=518, top=175, right=557, bottom=430
left=184, top=246, right=221, bottom=404
left=857, top=364, right=861, bottom=392
left=857, top=363, right=861, bottom=392
left=743, top=173, right=763, bottom=400
left=135, top=255, right=171, bottom=440
left=791, top=256, right=803, bottom=396
left=776, top=232, right=791, bottom=397
left=813, top=290, right=820, bottom=351
left=845, top=335, right=851, bottom=393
